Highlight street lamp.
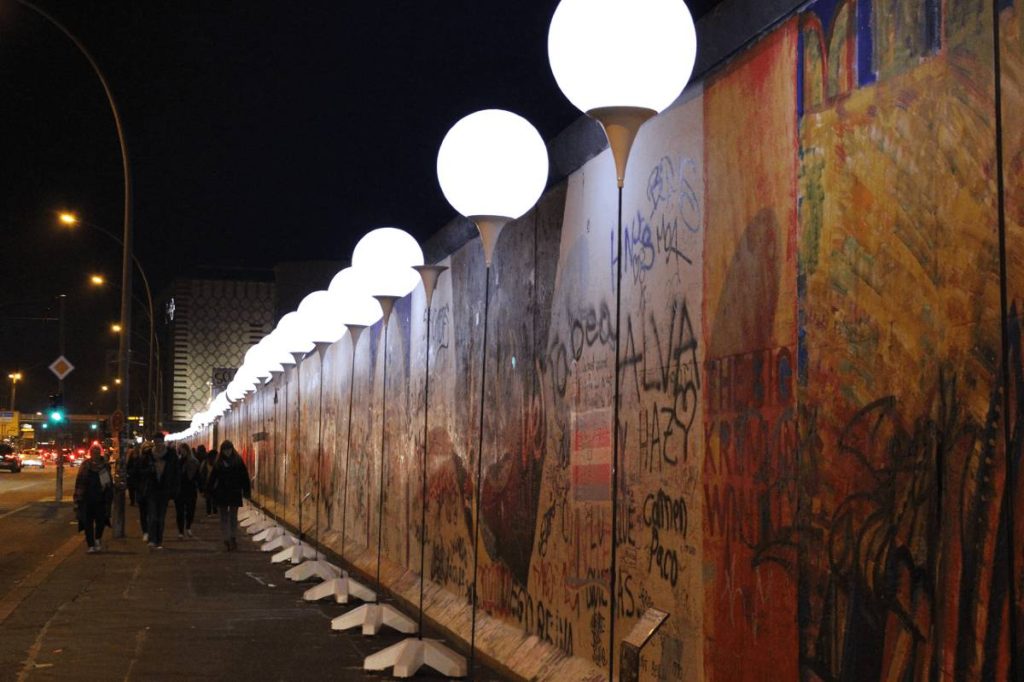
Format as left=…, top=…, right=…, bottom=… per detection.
left=90, top=274, right=106, bottom=286
left=59, top=212, right=159, bottom=430
left=547, top=1, right=697, bottom=676
left=110, top=323, right=123, bottom=333
left=7, top=373, right=22, bottom=412
left=436, top=109, right=548, bottom=676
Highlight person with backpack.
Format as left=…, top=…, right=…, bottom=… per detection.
left=73, top=444, right=114, bottom=553
left=206, top=440, right=251, bottom=551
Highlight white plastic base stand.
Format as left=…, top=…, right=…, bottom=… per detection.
left=285, top=557, right=343, bottom=582
left=261, top=532, right=296, bottom=553
left=331, top=603, right=417, bottom=636
left=240, top=511, right=264, bottom=528
left=245, top=516, right=274, bottom=533
left=365, top=638, right=467, bottom=678
left=238, top=507, right=255, bottom=522
left=271, top=541, right=316, bottom=565
left=252, top=524, right=284, bottom=543
left=304, top=575, right=376, bottom=603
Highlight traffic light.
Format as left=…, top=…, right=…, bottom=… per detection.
left=47, top=394, right=65, bottom=424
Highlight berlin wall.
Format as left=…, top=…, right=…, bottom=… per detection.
left=212, top=0, right=1024, bottom=679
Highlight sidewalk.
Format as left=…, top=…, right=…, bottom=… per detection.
left=0, top=501, right=500, bottom=681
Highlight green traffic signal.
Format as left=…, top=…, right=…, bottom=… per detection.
left=49, top=410, right=64, bottom=423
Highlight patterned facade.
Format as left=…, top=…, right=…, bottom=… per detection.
left=161, top=278, right=274, bottom=425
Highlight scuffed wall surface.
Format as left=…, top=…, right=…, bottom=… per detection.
left=204, top=1, right=1022, bottom=679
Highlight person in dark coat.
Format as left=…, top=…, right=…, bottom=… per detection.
left=145, top=433, right=180, bottom=549
left=73, top=445, right=114, bottom=553
left=206, top=440, right=251, bottom=551
left=127, top=446, right=153, bottom=541
left=174, top=443, right=200, bottom=538
left=197, top=444, right=216, bottom=517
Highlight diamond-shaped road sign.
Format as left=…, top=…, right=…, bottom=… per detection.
left=49, top=355, right=75, bottom=381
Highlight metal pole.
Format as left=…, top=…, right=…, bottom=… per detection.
left=375, top=318, right=390, bottom=588
left=468, top=266, right=492, bottom=675
left=56, top=294, right=66, bottom=503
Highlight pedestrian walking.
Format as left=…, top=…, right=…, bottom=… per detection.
left=145, top=433, right=180, bottom=549
left=174, top=443, right=200, bottom=538
left=73, top=445, right=114, bottom=553
left=128, top=446, right=154, bottom=541
left=206, top=440, right=251, bottom=551
left=125, top=446, right=139, bottom=507
left=198, top=444, right=217, bottom=517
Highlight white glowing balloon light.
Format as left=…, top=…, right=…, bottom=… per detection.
left=351, top=227, right=425, bottom=298
left=328, top=267, right=384, bottom=328
left=297, top=290, right=347, bottom=345
left=436, top=109, right=549, bottom=221
left=260, top=330, right=298, bottom=367
left=548, top=0, right=697, bottom=114
left=276, top=312, right=315, bottom=356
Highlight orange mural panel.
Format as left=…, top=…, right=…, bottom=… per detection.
left=702, top=20, right=800, bottom=682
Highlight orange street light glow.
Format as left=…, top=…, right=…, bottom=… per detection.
left=90, top=274, right=106, bottom=286
left=100, top=385, right=109, bottom=392
left=110, top=323, right=122, bottom=333
left=58, top=212, right=79, bottom=226
left=114, top=378, right=122, bottom=385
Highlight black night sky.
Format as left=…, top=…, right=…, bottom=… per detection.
left=0, top=0, right=720, bottom=418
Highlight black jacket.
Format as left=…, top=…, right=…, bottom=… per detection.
left=147, top=446, right=181, bottom=498
left=206, top=454, right=251, bottom=507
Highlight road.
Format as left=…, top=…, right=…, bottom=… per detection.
left=0, top=468, right=77, bottom=620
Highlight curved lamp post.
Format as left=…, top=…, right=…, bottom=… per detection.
left=548, top=1, right=697, bottom=677
left=13, top=0, right=135, bottom=538
left=305, top=267, right=381, bottom=605
left=436, top=109, right=549, bottom=676
left=333, top=228, right=423, bottom=639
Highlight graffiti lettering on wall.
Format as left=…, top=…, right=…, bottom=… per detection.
left=621, top=156, right=702, bottom=287
left=429, top=536, right=469, bottom=593
left=622, top=299, right=701, bottom=470
left=642, top=488, right=688, bottom=587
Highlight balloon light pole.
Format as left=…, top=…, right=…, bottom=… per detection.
left=305, top=267, right=380, bottom=605
left=333, top=229, right=422, bottom=639
left=284, top=291, right=348, bottom=583
left=548, top=1, right=698, bottom=677
left=364, top=263, right=467, bottom=678
left=431, top=109, right=548, bottom=677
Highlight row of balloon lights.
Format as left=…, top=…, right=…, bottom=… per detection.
left=166, top=0, right=698, bottom=443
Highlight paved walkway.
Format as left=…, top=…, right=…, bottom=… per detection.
left=0, top=499, right=499, bottom=681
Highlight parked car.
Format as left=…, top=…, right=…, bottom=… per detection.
left=0, top=445, right=21, bottom=473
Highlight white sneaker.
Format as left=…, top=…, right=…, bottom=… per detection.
left=178, top=533, right=185, bottom=540
left=94, top=541, right=102, bottom=551
left=142, top=533, right=149, bottom=542
left=87, top=546, right=98, bottom=553
left=186, top=529, right=193, bottom=538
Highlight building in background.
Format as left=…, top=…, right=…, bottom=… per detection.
left=159, top=273, right=275, bottom=430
